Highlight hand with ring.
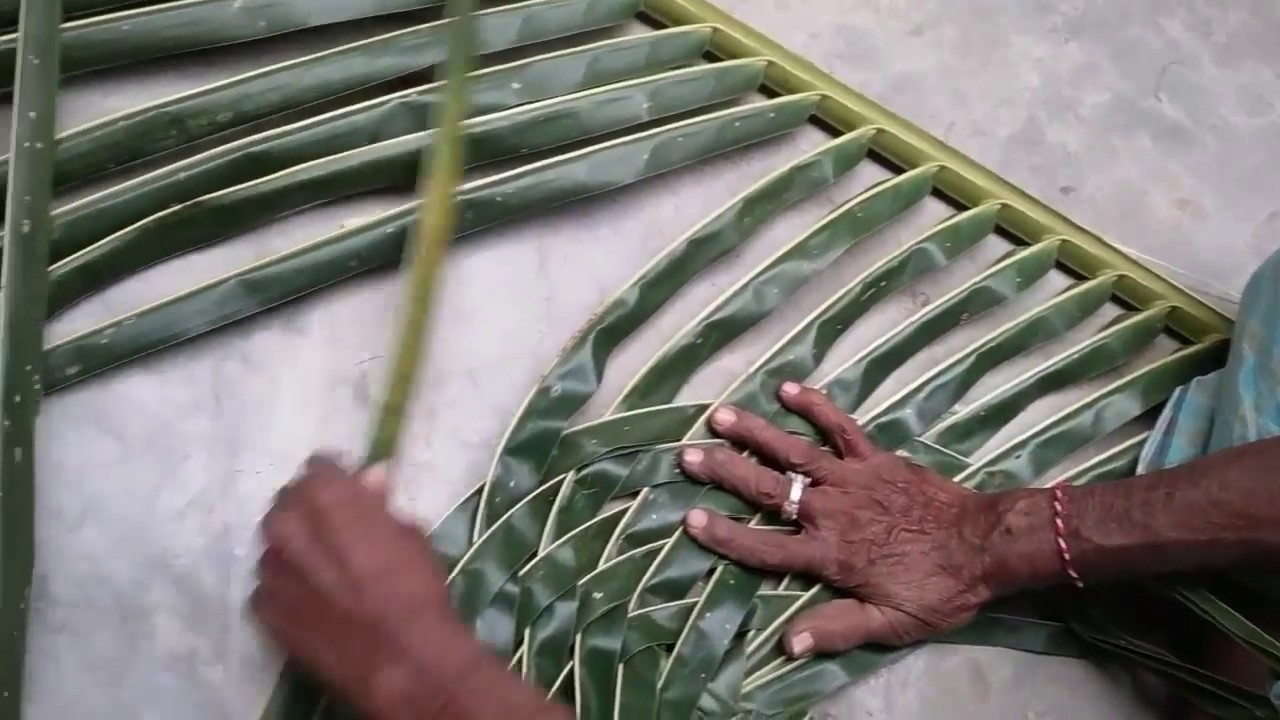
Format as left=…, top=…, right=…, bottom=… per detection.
left=678, top=381, right=1017, bottom=658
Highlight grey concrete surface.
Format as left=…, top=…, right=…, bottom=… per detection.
left=18, top=1, right=1280, bottom=718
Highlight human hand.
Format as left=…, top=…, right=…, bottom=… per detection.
left=679, top=383, right=1015, bottom=658
left=252, top=455, right=487, bottom=719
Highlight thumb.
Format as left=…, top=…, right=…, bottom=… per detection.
left=783, top=599, right=924, bottom=658
left=358, top=462, right=391, bottom=502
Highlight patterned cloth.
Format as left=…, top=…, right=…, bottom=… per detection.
left=1135, top=247, right=1280, bottom=709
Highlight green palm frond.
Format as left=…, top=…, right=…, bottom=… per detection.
left=1, top=0, right=1273, bottom=718
left=0, top=0, right=60, bottom=713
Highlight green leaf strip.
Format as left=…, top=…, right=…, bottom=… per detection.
left=571, top=543, right=666, bottom=719
left=610, top=642, right=665, bottom=720
left=620, top=591, right=806, bottom=659
left=276, top=15, right=473, bottom=720
left=43, top=94, right=818, bottom=391
left=451, top=445, right=739, bottom=655
left=1, top=0, right=638, bottom=193
left=739, top=608, right=1085, bottom=716
left=922, top=305, right=1174, bottom=457
left=472, top=127, right=876, bottom=539
left=716, top=202, right=1000, bottom=425
left=862, top=274, right=1118, bottom=449
left=802, top=240, right=1064, bottom=422
left=0, top=0, right=60, bottom=712
left=48, top=59, right=769, bottom=315
left=433, top=405, right=709, bottom=577
left=655, top=563, right=764, bottom=717
left=43, top=26, right=714, bottom=265
left=612, top=159, right=935, bottom=415
left=955, top=338, right=1229, bottom=491
left=516, top=507, right=630, bottom=688
left=0, top=0, right=446, bottom=82
left=543, top=402, right=711, bottom=480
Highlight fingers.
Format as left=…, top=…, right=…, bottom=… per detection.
left=683, top=508, right=821, bottom=574
left=251, top=560, right=362, bottom=695
left=681, top=446, right=820, bottom=523
left=782, top=600, right=925, bottom=657
left=264, top=454, right=409, bottom=590
left=706, top=405, right=842, bottom=479
left=262, top=495, right=350, bottom=600
left=680, top=445, right=793, bottom=510
left=778, top=382, right=875, bottom=460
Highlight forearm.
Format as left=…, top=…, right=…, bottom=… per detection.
left=985, top=436, right=1280, bottom=594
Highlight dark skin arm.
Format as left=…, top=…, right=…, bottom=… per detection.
left=680, top=382, right=1280, bottom=657
left=253, top=456, right=569, bottom=720
left=252, top=383, right=1280, bottom=716
left=990, top=435, right=1280, bottom=591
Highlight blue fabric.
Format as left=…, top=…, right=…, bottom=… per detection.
left=1136, top=247, right=1280, bottom=708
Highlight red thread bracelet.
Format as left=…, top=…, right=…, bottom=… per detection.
left=1051, top=486, right=1085, bottom=588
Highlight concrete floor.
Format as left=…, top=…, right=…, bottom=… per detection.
left=20, top=0, right=1280, bottom=718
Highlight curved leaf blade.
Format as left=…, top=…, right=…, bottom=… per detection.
left=614, top=158, right=936, bottom=413
left=0, top=0, right=445, bottom=81
left=43, top=95, right=818, bottom=391
left=721, top=202, right=999, bottom=424
left=923, top=306, right=1173, bottom=457
left=48, top=60, right=769, bottom=315
left=811, top=240, right=1063, bottom=419
left=46, top=26, right=714, bottom=265
left=0, top=0, right=59, bottom=712
left=956, top=338, right=1227, bottom=491
left=2, top=0, right=638, bottom=192
left=863, top=274, right=1117, bottom=448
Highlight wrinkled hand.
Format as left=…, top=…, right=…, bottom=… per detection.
left=252, top=455, right=482, bottom=719
left=679, top=383, right=1005, bottom=658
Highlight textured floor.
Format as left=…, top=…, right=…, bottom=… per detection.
left=22, top=1, right=1280, bottom=718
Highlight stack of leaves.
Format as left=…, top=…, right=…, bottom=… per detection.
left=0, top=0, right=1274, bottom=718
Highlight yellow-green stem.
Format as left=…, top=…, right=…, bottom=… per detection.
left=365, top=0, right=474, bottom=465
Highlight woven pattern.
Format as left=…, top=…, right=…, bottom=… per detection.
left=430, top=132, right=1225, bottom=714
left=10, top=0, right=1246, bottom=717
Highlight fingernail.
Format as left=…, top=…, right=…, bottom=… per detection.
left=780, top=381, right=801, bottom=397
left=685, top=509, right=708, bottom=530
left=682, top=448, right=704, bottom=467
left=711, top=407, right=737, bottom=428
left=787, top=631, right=814, bottom=657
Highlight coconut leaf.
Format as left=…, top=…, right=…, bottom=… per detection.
left=0, top=1, right=59, bottom=714
left=43, top=26, right=713, bottom=266
left=47, top=59, right=769, bottom=315
left=44, top=95, right=817, bottom=390
left=0, top=0, right=449, bottom=83
left=7, top=0, right=1264, bottom=715
left=0, top=0, right=638, bottom=196
left=0, top=0, right=161, bottom=27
